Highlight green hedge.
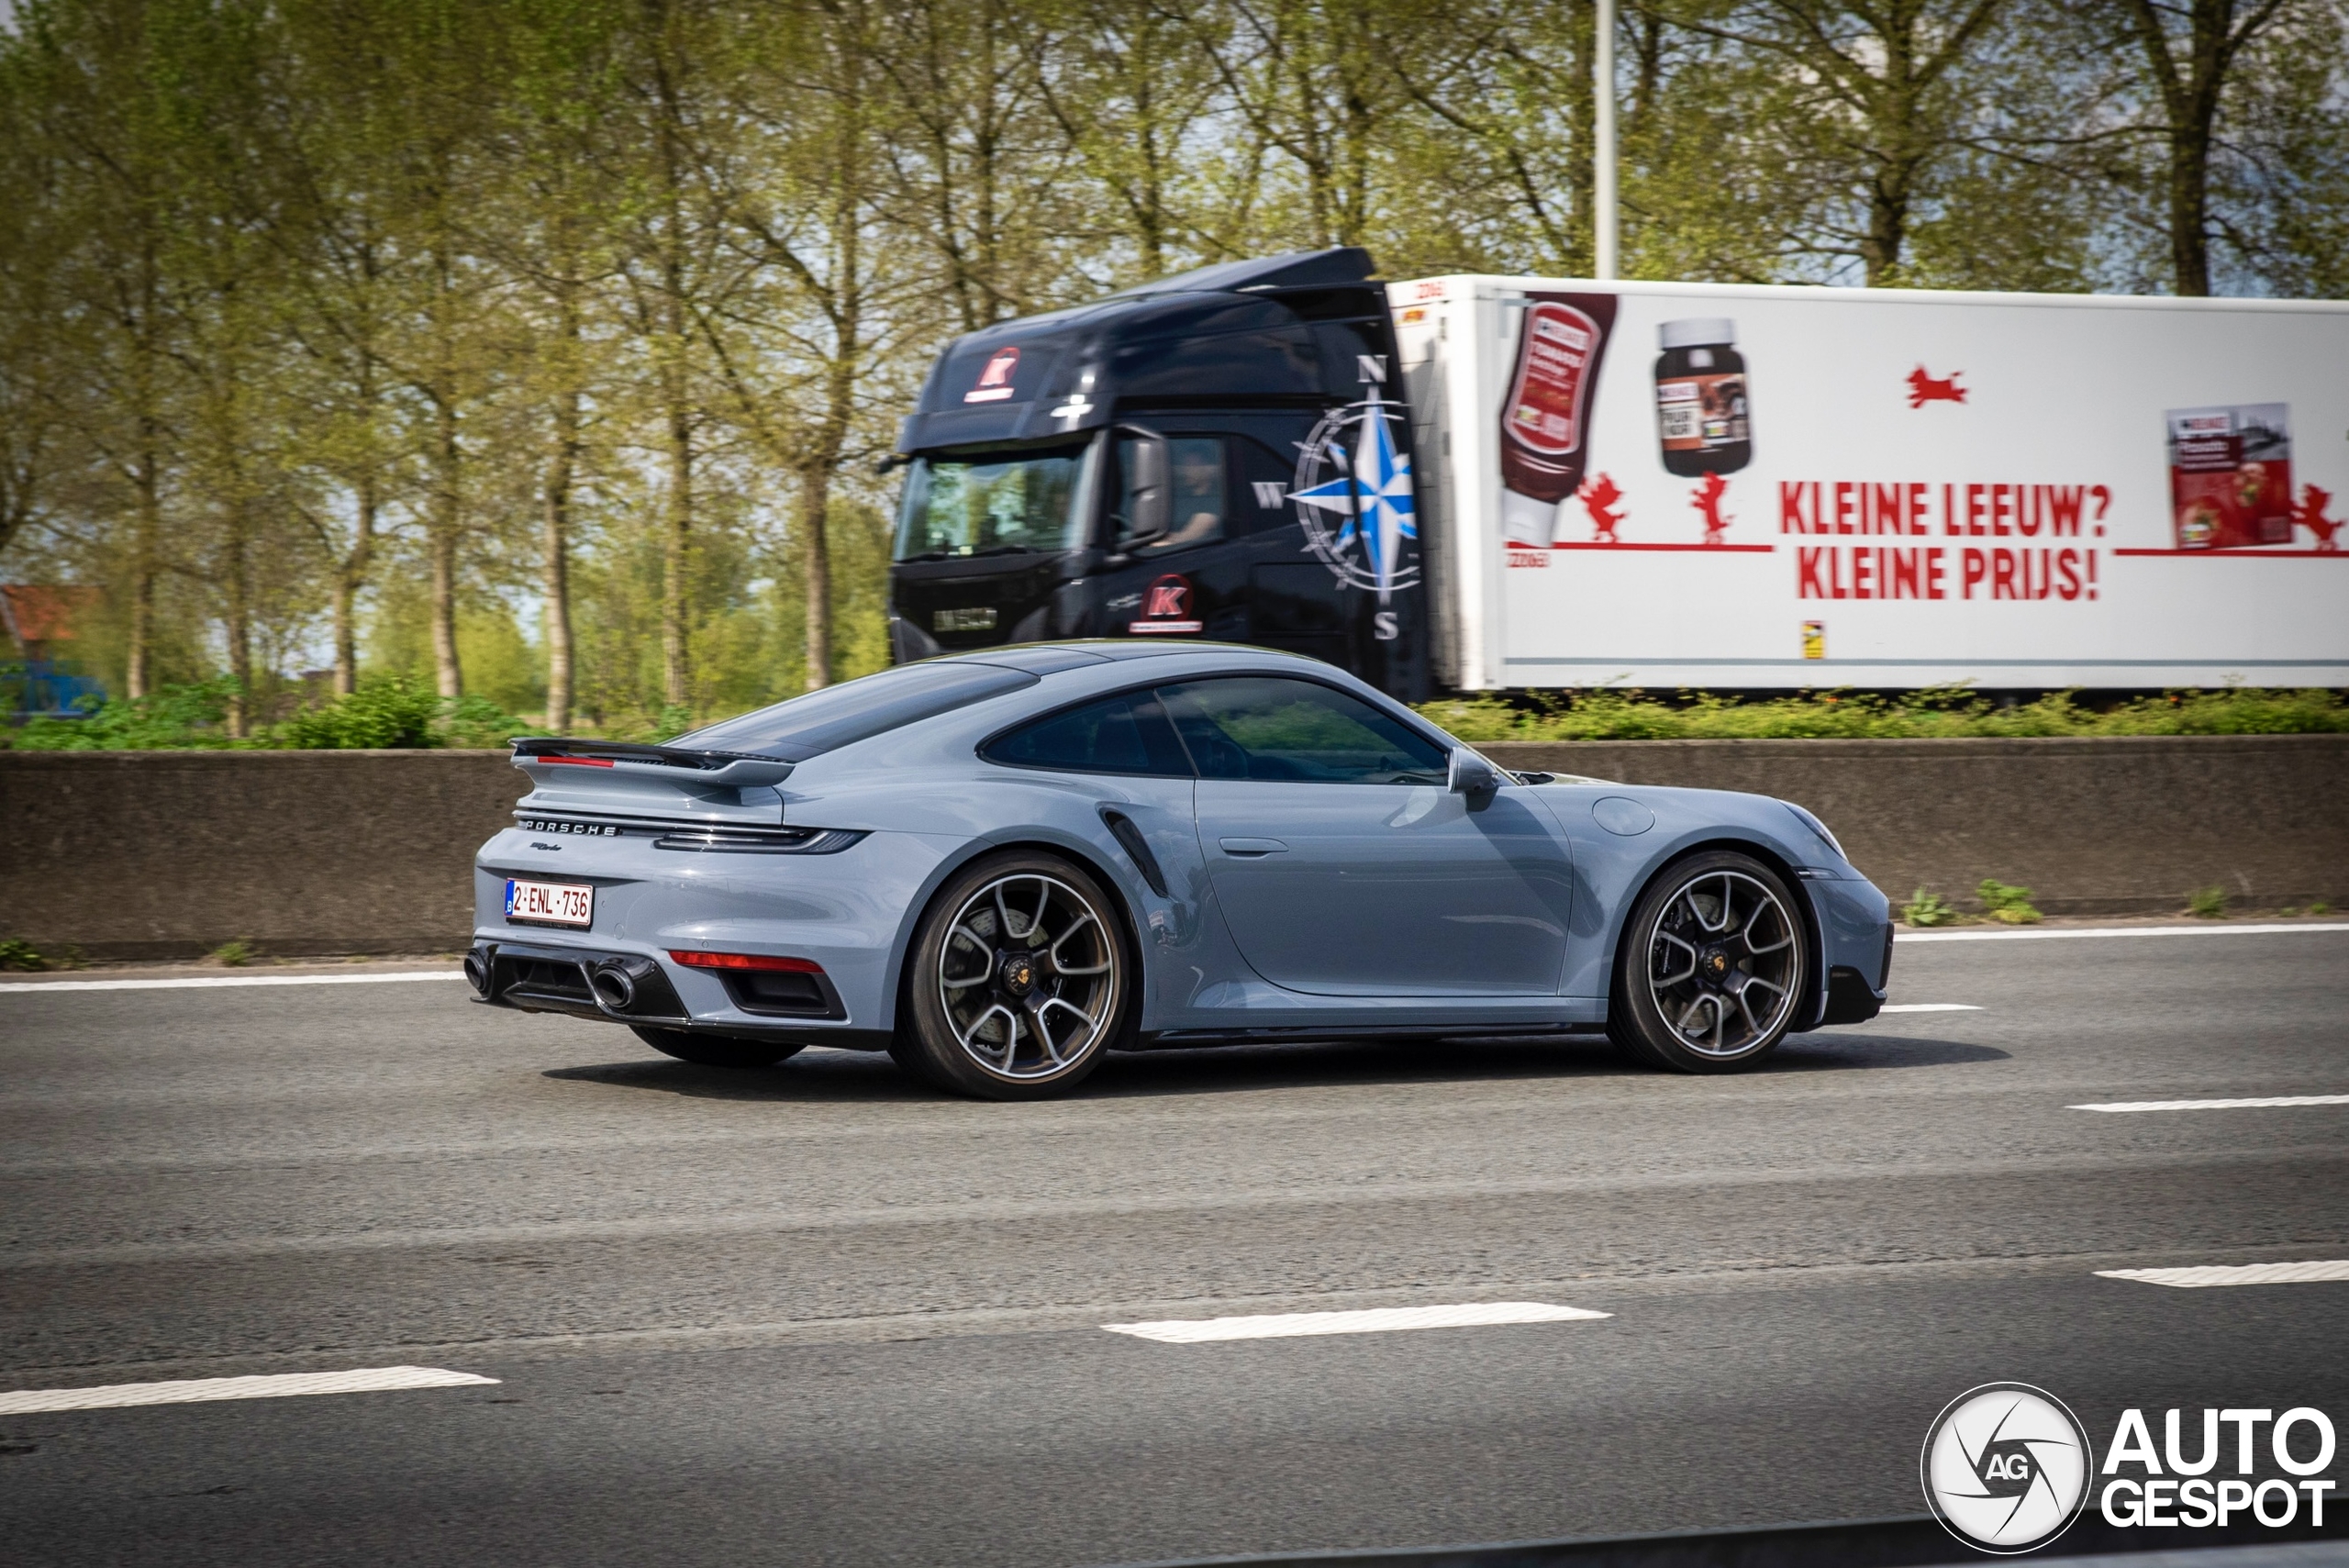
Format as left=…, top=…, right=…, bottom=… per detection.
left=4, top=675, right=521, bottom=751
left=1418, top=687, right=2349, bottom=742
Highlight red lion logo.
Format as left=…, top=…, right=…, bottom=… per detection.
left=1907, top=366, right=1967, bottom=409
left=2294, top=484, right=2343, bottom=551
left=1693, top=473, right=1732, bottom=544
left=1579, top=473, right=1624, bottom=543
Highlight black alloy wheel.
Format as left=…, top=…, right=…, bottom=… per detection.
left=893, top=850, right=1130, bottom=1100
left=1609, top=850, right=1808, bottom=1073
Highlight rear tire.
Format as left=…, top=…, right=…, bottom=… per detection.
left=895, top=850, right=1132, bottom=1100
left=1608, top=851, right=1808, bottom=1073
left=629, top=1026, right=804, bottom=1070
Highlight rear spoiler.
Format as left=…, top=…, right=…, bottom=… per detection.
left=509, top=737, right=796, bottom=791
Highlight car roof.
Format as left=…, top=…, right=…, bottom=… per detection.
left=938, top=640, right=1331, bottom=673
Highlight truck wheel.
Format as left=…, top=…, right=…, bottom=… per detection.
left=630, top=1026, right=804, bottom=1070
left=896, top=851, right=1130, bottom=1100
left=1609, top=851, right=1807, bottom=1073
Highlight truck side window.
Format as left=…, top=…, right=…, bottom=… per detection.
left=1118, top=435, right=1225, bottom=554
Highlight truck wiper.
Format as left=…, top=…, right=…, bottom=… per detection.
left=970, top=544, right=1034, bottom=557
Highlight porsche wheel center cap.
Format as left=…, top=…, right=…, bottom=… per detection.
left=998, top=952, right=1039, bottom=995
left=1701, top=947, right=1731, bottom=982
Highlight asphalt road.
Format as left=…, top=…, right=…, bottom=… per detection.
left=2, top=927, right=2345, bottom=1567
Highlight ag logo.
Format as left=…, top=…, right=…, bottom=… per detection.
left=1291, top=392, right=1419, bottom=608
left=1921, top=1383, right=2091, bottom=1554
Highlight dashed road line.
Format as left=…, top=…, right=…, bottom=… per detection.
left=2073, top=1095, right=2349, bottom=1113
left=0, top=972, right=462, bottom=994
left=1103, top=1302, right=1610, bottom=1343
left=0, top=1365, right=498, bottom=1414
left=2097, top=1262, right=2349, bottom=1289
left=1899, top=923, right=2349, bottom=943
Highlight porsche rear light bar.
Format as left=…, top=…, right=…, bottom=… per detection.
left=668, top=950, right=826, bottom=974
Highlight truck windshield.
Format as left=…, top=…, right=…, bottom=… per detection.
left=893, top=442, right=1095, bottom=562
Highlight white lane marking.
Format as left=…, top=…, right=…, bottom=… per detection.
left=1899, top=922, right=2349, bottom=943
left=0, top=972, right=462, bottom=994
left=0, top=1365, right=497, bottom=1414
left=1878, top=1004, right=1981, bottom=1013
left=1102, top=1302, right=1610, bottom=1343
left=2098, top=1262, right=2349, bottom=1289
left=2072, top=1094, right=2349, bottom=1113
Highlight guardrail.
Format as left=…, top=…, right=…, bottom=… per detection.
left=2, top=736, right=2341, bottom=962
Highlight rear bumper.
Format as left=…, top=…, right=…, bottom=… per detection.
left=465, top=938, right=887, bottom=1050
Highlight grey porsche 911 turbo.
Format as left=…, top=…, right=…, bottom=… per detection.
left=469, top=641, right=1891, bottom=1098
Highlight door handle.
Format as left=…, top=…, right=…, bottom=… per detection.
left=1219, top=838, right=1288, bottom=857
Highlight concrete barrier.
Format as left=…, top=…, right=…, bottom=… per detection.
left=2, top=736, right=2341, bottom=961
left=1484, top=734, right=2347, bottom=917
left=1, top=750, right=520, bottom=962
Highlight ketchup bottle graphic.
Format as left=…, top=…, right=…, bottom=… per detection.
left=1500, top=294, right=1618, bottom=504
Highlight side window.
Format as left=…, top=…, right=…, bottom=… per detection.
left=980, top=689, right=1194, bottom=777
left=1157, top=677, right=1449, bottom=784
left=1116, top=434, right=1225, bottom=554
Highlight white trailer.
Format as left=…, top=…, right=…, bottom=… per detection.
left=1388, top=276, right=2349, bottom=689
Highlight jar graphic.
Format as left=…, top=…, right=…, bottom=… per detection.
left=1500, top=295, right=1618, bottom=503
left=1654, top=318, right=1751, bottom=476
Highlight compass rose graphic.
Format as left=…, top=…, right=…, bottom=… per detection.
left=1291, top=395, right=1419, bottom=601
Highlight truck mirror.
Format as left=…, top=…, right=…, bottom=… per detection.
left=1118, top=429, right=1170, bottom=542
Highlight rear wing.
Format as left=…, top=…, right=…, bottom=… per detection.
left=508, top=737, right=796, bottom=824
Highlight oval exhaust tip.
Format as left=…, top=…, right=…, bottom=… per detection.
left=590, top=966, right=636, bottom=1010
left=462, top=951, right=492, bottom=996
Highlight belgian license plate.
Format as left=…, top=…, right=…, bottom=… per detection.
left=506, top=878, right=594, bottom=928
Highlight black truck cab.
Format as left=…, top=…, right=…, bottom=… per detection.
left=886, top=248, right=1429, bottom=699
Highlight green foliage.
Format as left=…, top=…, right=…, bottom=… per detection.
left=276, top=676, right=445, bottom=749
left=2187, top=884, right=2229, bottom=919
left=5, top=680, right=250, bottom=750
left=4, top=675, right=521, bottom=750
left=1417, top=688, right=2349, bottom=742
left=1903, top=888, right=1958, bottom=928
left=2311, top=901, right=2334, bottom=916
left=1977, top=879, right=2043, bottom=924
left=207, top=940, right=257, bottom=967
left=0, top=939, right=48, bottom=972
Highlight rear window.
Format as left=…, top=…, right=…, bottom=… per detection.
left=673, top=662, right=1039, bottom=761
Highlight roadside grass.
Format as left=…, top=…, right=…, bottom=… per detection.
left=1421, top=685, right=2349, bottom=741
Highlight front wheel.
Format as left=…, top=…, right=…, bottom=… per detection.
left=893, top=851, right=1131, bottom=1099
left=1609, top=851, right=1808, bottom=1073
left=630, top=1026, right=804, bottom=1070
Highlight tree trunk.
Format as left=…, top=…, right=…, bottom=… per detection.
left=127, top=441, right=159, bottom=700
left=661, top=362, right=692, bottom=710
left=333, top=472, right=375, bottom=696
left=800, top=462, right=832, bottom=692
left=222, top=505, right=253, bottom=739
left=429, top=399, right=463, bottom=699
left=542, top=361, right=581, bottom=733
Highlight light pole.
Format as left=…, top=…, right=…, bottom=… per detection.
left=1593, top=0, right=1619, bottom=280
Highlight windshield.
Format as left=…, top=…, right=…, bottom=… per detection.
left=669, top=662, right=1039, bottom=761
left=893, top=442, right=1097, bottom=562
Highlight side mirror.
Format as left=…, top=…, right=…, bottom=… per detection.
left=1448, top=747, right=1501, bottom=804
left=1117, top=428, right=1170, bottom=544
